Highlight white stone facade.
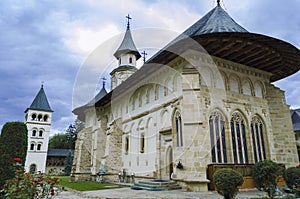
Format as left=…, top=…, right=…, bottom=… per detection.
left=72, top=52, right=299, bottom=191
left=25, top=109, right=52, bottom=173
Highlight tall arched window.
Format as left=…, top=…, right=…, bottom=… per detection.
left=30, top=143, right=35, bottom=150
left=140, top=133, right=145, bottom=153
left=125, top=135, right=129, bottom=155
left=251, top=116, right=266, bottom=163
left=32, top=130, right=36, bottom=137
left=209, top=111, right=227, bottom=163
left=175, top=111, right=183, bottom=147
left=39, top=130, right=43, bottom=137
left=230, top=112, right=248, bottom=163
left=37, top=143, right=42, bottom=151
left=129, top=57, right=132, bottom=64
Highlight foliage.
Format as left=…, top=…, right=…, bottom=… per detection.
left=48, top=133, right=70, bottom=149
left=213, top=168, right=244, bottom=199
left=253, top=160, right=283, bottom=199
left=65, top=120, right=84, bottom=149
left=0, top=122, right=28, bottom=186
left=283, top=166, right=300, bottom=197
left=58, top=176, right=125, bottom=191
left=63, top=150, right=74, bottom=176
left=48, top=120, right=84, bottom=149
left=0, top=159, right=61, bottom=199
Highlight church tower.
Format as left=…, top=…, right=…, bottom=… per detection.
left=110, top=14, right=141, bottom=90
left=24, top=85, right=53, bottom=173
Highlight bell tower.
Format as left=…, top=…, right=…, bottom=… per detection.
left=110, top=14, right=141, bottom=90
left=24, top=84, right=53, bottom=173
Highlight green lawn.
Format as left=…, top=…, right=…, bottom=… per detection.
left=58, top=176, right=126, bottom=191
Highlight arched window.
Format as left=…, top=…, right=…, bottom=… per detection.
left=30, top=143, right=35, bottom=150
left=39, top=130, right=43, bottom=137
left=129, top=57, right=132, bottom=64
left=230, top=112, right=248, bottom=163
left=209, top=111, right=227, bottom=163
left=38, top=114, right=42, bottom=121
left=140, top=133, right=145, bottom=153
left=175, top=112, right=183, bottom=147
left=37, top=143, right=42, bottom=151
left=32, top=130, right=36, bottom=137
left=31, top=114, right=36, bottom=120
left=125, top=136, right=129, bottom=154
left=119, top=58, right=121, bottom=65
left=251, top=116, right=266, bottom=163
left=29, top=164, right=36, bottom=174
left=43, top=115, right=48, bottom=122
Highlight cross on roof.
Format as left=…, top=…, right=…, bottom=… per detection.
left=101, top=77, right=107, bottom=88
left=217, top=0, right=220, bottom=6
left=126, top=14, right=132, bottom=29
left=141, top=51, right=148, bottom=63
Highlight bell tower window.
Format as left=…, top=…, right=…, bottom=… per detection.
left=32, top=130, right=36, bottom=137
left=31, top=114, right=36, bottom=120
left=37, top=144, right=42, bottom=151
left=129, top=57, right=132, bottom=64
left=43, top=115, right=48, bottom=122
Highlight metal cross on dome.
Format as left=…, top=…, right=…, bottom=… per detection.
left=126, top=14, right=132, bottom=29
left=142, top=51, right=147, bottom=63
left=101, top=77, right=107, bottom=88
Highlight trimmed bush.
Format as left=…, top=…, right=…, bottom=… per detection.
left=213, top=168, right=244, bottom=199
left=0, top=122, right=28, bottom=186
left=283, top=166, right=300, bottom=196
left=253, top=160, right=283, bottom=199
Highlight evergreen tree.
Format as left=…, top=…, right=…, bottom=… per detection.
left=63, top=150, right=74, bottom=176
left=0, top=122, right=28, bottom=186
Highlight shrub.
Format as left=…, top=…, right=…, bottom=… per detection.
left=0, top=159, right=61, bottom=199
left=283, top=166, right=300, bottom=197
left=213, top=168, right=244, bottom=199
left=0, top=122, right=28, bottom=185
left=253, top=160, right=283, bottom=199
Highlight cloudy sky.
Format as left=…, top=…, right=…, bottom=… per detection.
left=1, top=0, right=300, bottom=136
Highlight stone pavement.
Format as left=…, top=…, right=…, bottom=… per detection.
left=55, top=188, right=271, bottom=199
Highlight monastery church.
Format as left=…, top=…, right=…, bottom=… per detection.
left=72, top=2, right=300, bottom=191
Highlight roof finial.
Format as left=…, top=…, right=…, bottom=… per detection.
left=41, top=81, right=44, bottom=88
left=101, top=77, right=107, bottom=89
left=217, top=0, right=220, bottom=6
left=126, top=14, right=132, bottom=30
left=141, top=51, right=148, bottom=63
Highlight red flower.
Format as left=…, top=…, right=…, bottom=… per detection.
left=14, top=157, right=22, bottom=162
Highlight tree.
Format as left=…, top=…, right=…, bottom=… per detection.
left=65, top=120, right=84, bottom=149
left=48, top=120, right=84, bottom=149
left=213, top=168, right=244, bottom=199
left=253, top=160, right=283, bottom=199
left=0, top=122, right=28, bottom=186
left=63, top=150, right=74, bottom=176
left=48, top=134, right=69, bottom=149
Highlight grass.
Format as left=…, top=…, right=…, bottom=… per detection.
left=58, top=176, right=126, bottom=191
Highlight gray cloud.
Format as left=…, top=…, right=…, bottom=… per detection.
left=0, top=0, right=299, bottom=135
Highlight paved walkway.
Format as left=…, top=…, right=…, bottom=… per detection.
left=55, top=188, right=271, bottom=199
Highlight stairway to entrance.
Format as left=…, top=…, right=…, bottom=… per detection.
left=131, top=180, right=181, bottom=191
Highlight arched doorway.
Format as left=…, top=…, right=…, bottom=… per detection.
left=29, top=164, right=37, bottom=174
left=166, top=146, right=173, bottom=179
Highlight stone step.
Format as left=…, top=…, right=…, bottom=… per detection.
left=131, top=180, right=181, bottom=191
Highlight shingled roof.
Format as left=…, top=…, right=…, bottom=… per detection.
left=26, top=85, right=53, bottom=112
left=73, top=3, right=300, bottom=120
left=113, top=24, right=141, bottom=60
